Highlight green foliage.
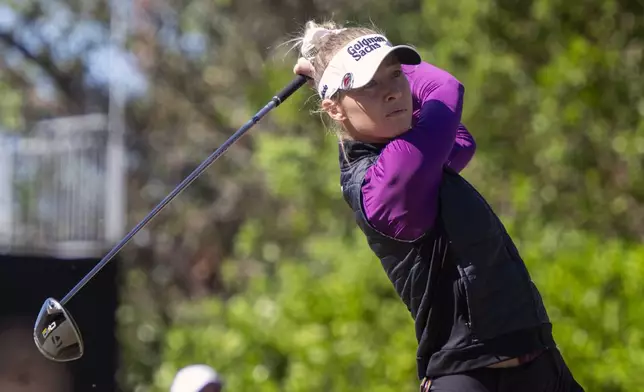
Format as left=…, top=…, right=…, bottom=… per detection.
left=155, top=223, right=644, bottom=392
left=517, top=225, right=644, bottom=391
left=154, top=230, right=418, bottom=392
left=0, top=80, right=24, bottom=131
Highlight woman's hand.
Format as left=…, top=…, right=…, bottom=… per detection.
left=293, top=57, right=316, bottom=87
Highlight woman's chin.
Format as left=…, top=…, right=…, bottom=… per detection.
left=388, top=116, right=412, bottom=132
left=353, top=118, right=412, bottom=142
left=390, top=121, right=412, bottom=137
left=378, top=127, right=411, bottom=141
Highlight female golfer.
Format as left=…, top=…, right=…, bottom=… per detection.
left=291, top=20, right=584, bottom=392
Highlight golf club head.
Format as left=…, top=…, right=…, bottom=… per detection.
left=33, top=298, right=84, bottom=362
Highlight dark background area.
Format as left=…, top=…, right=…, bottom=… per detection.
left=0, top=254, right=119, bottom=392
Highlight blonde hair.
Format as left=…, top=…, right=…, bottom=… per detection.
left=289, top=20, right=384, bottom=159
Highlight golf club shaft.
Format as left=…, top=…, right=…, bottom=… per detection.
left=60, top=75, right=309, bottom=305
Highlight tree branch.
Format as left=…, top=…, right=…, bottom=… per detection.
left=0, top=31, right=78, bottom=108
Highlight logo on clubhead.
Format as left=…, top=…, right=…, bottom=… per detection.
left=42, top=321, right=57, bottom=339
left=53, top=335, right=62, bottom=348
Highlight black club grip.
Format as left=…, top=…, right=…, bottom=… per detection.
left=273, top=74, right=310, bottom=105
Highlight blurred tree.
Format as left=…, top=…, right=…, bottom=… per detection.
left=155, top=225, right=644, bottom=391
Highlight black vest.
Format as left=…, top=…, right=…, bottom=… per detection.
left=339, top=140, right=554, bottom=379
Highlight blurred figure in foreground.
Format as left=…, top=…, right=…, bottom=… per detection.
left=170, top=364, right=223, bottom=392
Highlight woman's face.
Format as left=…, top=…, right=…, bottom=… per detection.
left=323, top=54, right=413, bottom=143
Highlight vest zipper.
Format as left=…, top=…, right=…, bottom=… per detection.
left=467, top=322, right=479, bottom=343
left=458, top=272, right=480, bottom=344
left=464, top=307, right=479, bottom=343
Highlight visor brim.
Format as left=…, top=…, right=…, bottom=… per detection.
left=349, top=45, right=422, bottom=90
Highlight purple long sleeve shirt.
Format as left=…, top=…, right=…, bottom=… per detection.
left=361, top=61, right=476, bottom=241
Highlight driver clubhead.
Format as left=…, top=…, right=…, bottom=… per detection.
left=33, top=298, right=84, bottom=362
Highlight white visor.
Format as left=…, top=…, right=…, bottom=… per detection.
left=317, top=34, right=421, bottom=100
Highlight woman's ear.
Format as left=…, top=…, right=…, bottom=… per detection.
left=321, top=99, right=346, bottom=122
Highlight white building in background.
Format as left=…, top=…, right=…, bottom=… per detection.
left=0, top=114, right=126, bottom=259
left=0, top=132, right=17, bottom=249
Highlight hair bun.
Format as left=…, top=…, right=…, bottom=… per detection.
left=300, top=22, right=345, bottom=60
left=300, top=27, right=332, bottom=59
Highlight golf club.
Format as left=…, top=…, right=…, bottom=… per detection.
left=33, top=75, right=309, bottom=362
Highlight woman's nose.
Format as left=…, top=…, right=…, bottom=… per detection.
left=385, top=85, right=403, bottom=101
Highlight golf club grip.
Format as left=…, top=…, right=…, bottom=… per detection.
left=275, top=74, right=309, bottom=105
